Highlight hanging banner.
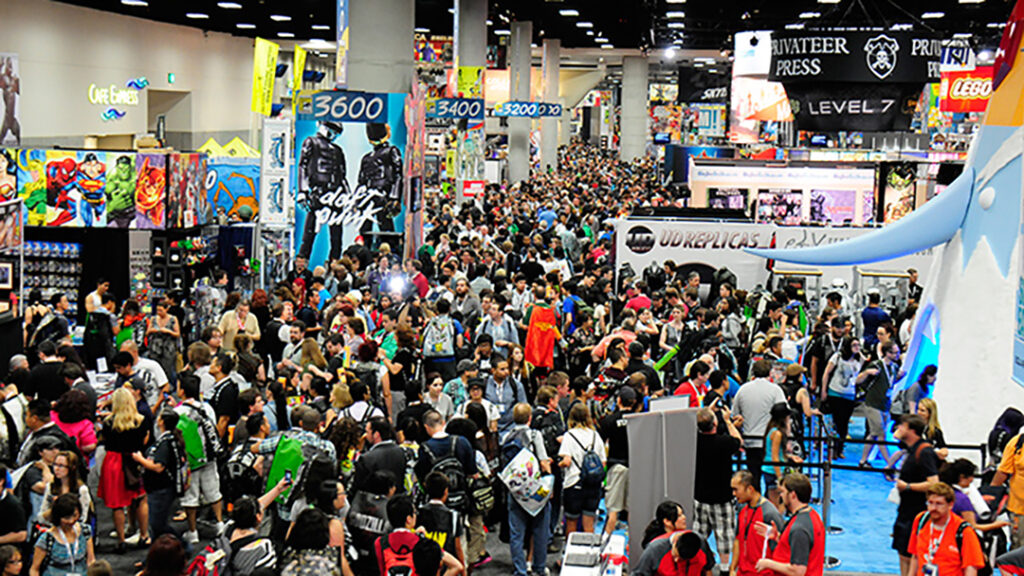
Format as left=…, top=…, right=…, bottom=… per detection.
left=294, top=91, right=408, bottom=267
left=251, top=38, right=280, bottom=116
left=261, top=117, right=292, bottom=226
left=785, top=83, right=925, bottom=131
left=293, top=46, right=307, bottom=97
left=167, top=153, right=210, bottom=228
left=335, top=0, right=349, bottom=89
left=769, top=30, right=942, bottom=84
left=0, top=54, right=20, bottom=147
left=939, top=66, right=993, bottom=113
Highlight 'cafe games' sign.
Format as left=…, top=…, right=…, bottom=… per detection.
left=769, top=30, right=942, bottom=131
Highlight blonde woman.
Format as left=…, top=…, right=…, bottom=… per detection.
left=558, top=403, right=606, bottom=535
left=917, top=398, right=949, bottom=460
left=97, top=388, right=150, bottom=552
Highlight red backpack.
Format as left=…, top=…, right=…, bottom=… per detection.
left=378, top=533, right=417, bottom=576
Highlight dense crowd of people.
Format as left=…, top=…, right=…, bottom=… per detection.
left=2, top=140, right=1021, bottom=576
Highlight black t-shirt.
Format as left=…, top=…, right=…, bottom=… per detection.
left=397, top=403, right=432, bottom=442
left=0, top=492, right=26, bottom=538
left=702, top=390, right=729, bottom=431
left=211, top=379, right=240, bottom=426
left=29, top=361, right=67, bottom=403
left=625, top=359, right=661, bottom=393
left=806, top=334, right=839, bottom=387
left=143, top=434, right=176, bottom=492
left=295, top=306, right=320, bottom=334
left=598, top=409, right=630, bottom=467
left=391, top=348, right=416, bottom=394
left=695, top=432, right=742, bottom=504
left=417, top=501, right=462, bottom=556
left=327, top=354, right=346, bottom=383
left=897, top=439, right=940, bottom=518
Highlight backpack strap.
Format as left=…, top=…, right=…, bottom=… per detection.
left=1015, top=433, right=1024, bottom=456
left=914, top=441, right=934, bottom=460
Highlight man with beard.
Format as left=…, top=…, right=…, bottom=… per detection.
left=357, top=122, right=403, bottom=236
left=298, top=121, right=347, bottom=262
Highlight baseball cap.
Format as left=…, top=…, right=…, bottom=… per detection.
left=467, top=377, right=486, bottom=391
left=457, top=359, right=479, bottom=375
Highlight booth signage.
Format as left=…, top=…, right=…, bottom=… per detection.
left=462, top=180, right=485, bottom=198
left=785, top=83, right=923, bottom=131
left=426, top=98, right=485, bottom=119
left=940, top=66, right=993, bottom=113
left=87, top=83, right=140, bottom=106
left=769, top=30, right=942, bottom=84
left=493, top=101, right=563, bottom=117
left=311, top=90, right=388, bottom=123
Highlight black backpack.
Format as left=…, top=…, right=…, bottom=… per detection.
left=421, top=437, right=468, bottom=512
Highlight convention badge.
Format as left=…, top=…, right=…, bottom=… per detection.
left=923, top=564, right=938, bottom=576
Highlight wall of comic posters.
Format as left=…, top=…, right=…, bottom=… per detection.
left=0, top=148, right=212, bottom=229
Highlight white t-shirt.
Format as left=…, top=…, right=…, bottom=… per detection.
left=340, top=401, right=385, bottom=424
left=558, top=427, right=606, bottom=489
left=455, top=399, right=500, bottom=426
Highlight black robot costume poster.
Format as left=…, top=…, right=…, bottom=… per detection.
left=293, top=91, right=407, bottom=267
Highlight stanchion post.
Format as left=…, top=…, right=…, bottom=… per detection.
left=822, top=434, right=842, bottom=569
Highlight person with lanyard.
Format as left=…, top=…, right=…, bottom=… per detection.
left=730, top=470, right=784, bottom=576
left=28, top=493, right=94, bottom=576
left=755, top=473, right=825, bottom=576
left=633, top=528, right=716, bottom=576
left=907, top=482, right=984, bottom=576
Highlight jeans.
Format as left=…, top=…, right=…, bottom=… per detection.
left=548, top=466, right=563, bottom=537
left=147, top=488, right=178, bottom=539
left=508, top=496, right=551, bottom=576
left=828, top=396, right=858, bottom=456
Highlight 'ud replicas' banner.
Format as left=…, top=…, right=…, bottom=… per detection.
left=939, top=66, right=993, bottom=113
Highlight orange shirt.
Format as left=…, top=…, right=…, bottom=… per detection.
left=999, top=433, right=1024, bottom=514
left=907, top=512, right=985, bottom=576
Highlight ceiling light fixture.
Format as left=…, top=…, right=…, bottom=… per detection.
left=186, top=12, right=209, bottom=19
left=666, top=11, right=685, bottom=18
left=601, top=44, right=614, bottom=49
left=818, top=0, right=840, bottom=3
left=559, top=9, right=579, bottom=16
left=667, top=22, right=685, bottom=29
left=890, top=23, right=913, bottom=30
left=586, top=30, right=594, bottom=36
left=786, top=23, right=805, bottom=29
left=494, top=29, right=511, bottom=35
left=665, top=47, right=677, bottom=59
left=987, top=22, right=1006, bottom=28
left=121, top=0, right=148, bottom=6
left=278, top=32, right=295, bottom=37
left=486, top=19, right=493, bottom=26
left=577, top=21, right=594, bottom=28
left=217, top=2, right=242, bottom=8
left=952, top=32, right=972, bottom=39
left=414, top=27, right=430, bottom=33
left=800, top=11, right=821, bottom=18
left=312, top=24, right=331, bottom=30
left=666, top=0, right=685, bottom=3
left=921, top=11, right=944, bottom=18
left=594, top=37, right=608, bottom=42
left=236, top=23, right=256, bottom=29
left=270, top=14, right=291, bottom=21
left=959, top=0, right=985, bottom=3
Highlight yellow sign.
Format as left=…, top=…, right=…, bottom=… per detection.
left=197, top=138, right=227, bottom=157
left=456, top=66, right=485, bottom=98
left=251, top=37, right=280, bottom=116
left=293, top=46, right=307, bottom=98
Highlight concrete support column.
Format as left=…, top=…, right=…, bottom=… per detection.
left=620, top=55, right=649, bottom=162
left=347, top=0, right=415, bottom=93
left=454, top=0, right=487, bottom=196
left=540, top=39, right=560, bottom=174
left=508, top=20, right=532, bottom=184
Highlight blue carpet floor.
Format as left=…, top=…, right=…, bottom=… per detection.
left=817, top=417, right=900, bottom=574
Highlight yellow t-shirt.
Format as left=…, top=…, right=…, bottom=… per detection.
left=998, top=433, right=1024, bottom=514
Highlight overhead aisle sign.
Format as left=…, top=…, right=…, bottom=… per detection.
left=426, top=98, right=485, bottom=119
left=493, top=101, right=563, bottom=117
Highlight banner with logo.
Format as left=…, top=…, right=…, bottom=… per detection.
left=293, top=91, right=408, bottom=268
left=769, top=31, right=941, bottom=84
left=614, top=218, right=937, bottom=292
left=939, top=66, right=993, bottom=113
left=0, top=54, right=20, bottom=147
left=456, top=66, right=485, bottom=98
left=261, top=118, right=292, bottom=226
left=293, top=46, right=307, bottom=97
left=251, top=38, right=280, bottom=116
left=785, top=82, right=924, bottom=131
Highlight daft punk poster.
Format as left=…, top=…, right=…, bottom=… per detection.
left=293, top=91, right=408, bottom=267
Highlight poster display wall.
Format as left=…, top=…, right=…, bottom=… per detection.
left=0, top=54, right=19, bottom=147
left=294, top=91, right=408, bottom=267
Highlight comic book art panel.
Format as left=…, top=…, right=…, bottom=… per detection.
left=135, top=152, right=167, bottom=230
left=106, top=152, right=137, bottom=229
left=206, top=159, right=259, bottom=225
